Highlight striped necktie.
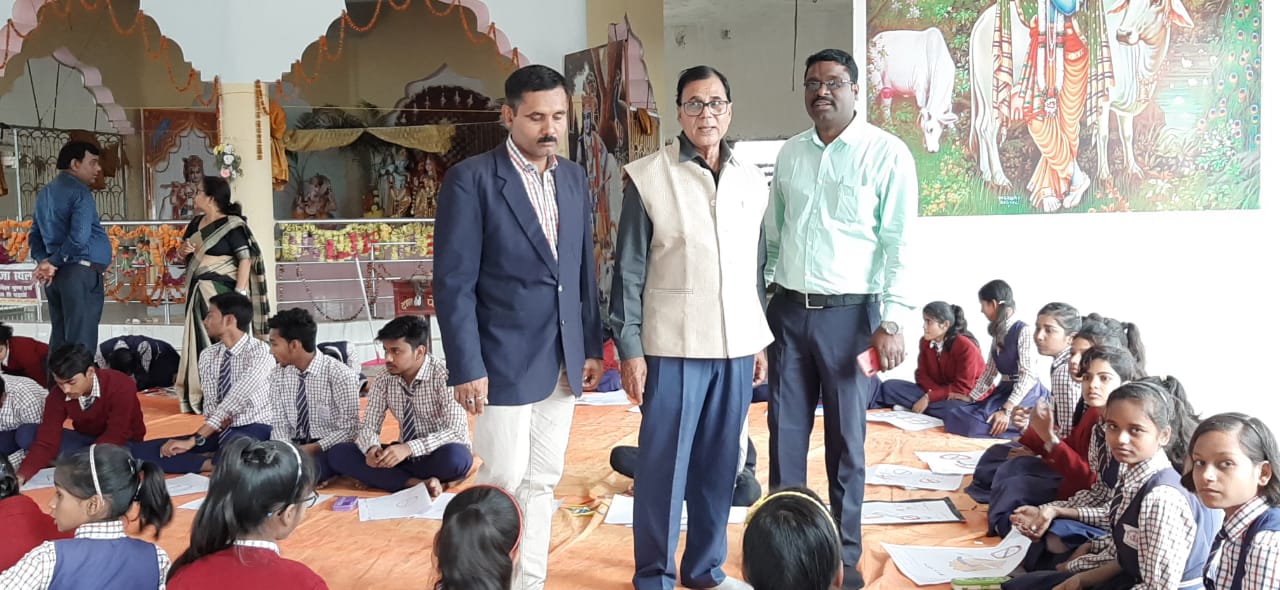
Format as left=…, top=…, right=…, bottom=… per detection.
left=295, top=372, right=311, bottom=441
left=399, top=384, right=418, bottom=442
left=217, top=348, right=233, bottom=405
left=1203, top=529, right=1229, bottom=590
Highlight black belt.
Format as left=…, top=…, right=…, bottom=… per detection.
left=778, top=287, right=878, bottom=309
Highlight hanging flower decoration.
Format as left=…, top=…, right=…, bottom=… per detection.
left=214, top=143, right=244, bottom=181
left=0, top=220, right=32, bottom=264
left=279, top=223, right=434, bottom=262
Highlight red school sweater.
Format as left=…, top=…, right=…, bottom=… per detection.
left=1020, top=405, right=1103, bottom=500
left=0, top=494, right=71, bottom=570
left=17, top=369, right=146, bottom=481
left=167, top=546, right=329, bottom=590
left=914, top=335, right=986, bottom=402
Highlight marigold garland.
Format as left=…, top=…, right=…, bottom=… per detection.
left=0, top=221, right=186, bottom=305
left=279, top=223, right=434, bottom=262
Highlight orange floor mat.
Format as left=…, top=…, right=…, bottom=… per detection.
left=18, top=394, right=1004, bottom=589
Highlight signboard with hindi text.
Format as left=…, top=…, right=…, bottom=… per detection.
left=0, top=263, right=38, bottom=305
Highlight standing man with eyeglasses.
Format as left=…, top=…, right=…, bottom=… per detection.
left=612, top=65, right=771, bottom=590
left=764, top=49, right=918, bottom=590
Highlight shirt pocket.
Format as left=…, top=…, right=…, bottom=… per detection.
left=832, top=179, right=880, bottom=226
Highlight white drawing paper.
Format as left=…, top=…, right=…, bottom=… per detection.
left=866, top=464, right=964, bottom=491
left=862, top=499, right=965, bottom=525
left=576, top=390, right=633, bottom=406
left=883, top=530, right=1032, bottom=585
left=412, top=493, right=563, bottom=520
left=165, top=474, right=210, bottom=496
left=22, top=467, right=57, bottom=490
left=605, top=494, right=746, bottom=530
left=358, top=483, right=433, bottom=522
left=914, top=450, right=987, bottom=475
left=866, top=410, right=945, bottom=432
left=628, top=405, right=641, bottom=413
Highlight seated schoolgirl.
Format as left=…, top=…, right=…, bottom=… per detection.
left=927, top=280, right=1048, bottom=439
left=742, top=487, right=842, bottom=590
left=867, top=301, right=984, bottom=413
left=1186, top=413, right=1280, bottom=590
left=433, top=485, right=523, bottom=590
left=981, top=347, right=1137, bottom=537
left=0, top=444, right=173, bottom=589
left=1004, top=379, right=1218, bottom=589
left=0, top=456, right=68, bottom=571
left=967, top=302, right=1083, bottom=504
left=167, top=439, right=328, bottom=589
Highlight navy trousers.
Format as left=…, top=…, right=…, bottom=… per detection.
left=7, top=425, right=95, bottom=469
left=130, top=423, right=272, bottom=474
left=45, top=263, right=105, bottom=355
left=327, top=441, right=473, bottom=492
left=866, top=377, right=929, bottom=410
left=632, top=355, right=754, bottom=590
left=767, top=296, right=877, bottom=590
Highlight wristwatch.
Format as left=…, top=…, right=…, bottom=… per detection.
left=880, top=321, right=901, bottom=335
left=192, top=433, right=207, bottom=446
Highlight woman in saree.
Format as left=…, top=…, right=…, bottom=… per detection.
left=174, top=175, right=269, bottom=413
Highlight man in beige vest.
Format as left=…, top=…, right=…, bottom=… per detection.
left=610, top=65, right=772, bottom=590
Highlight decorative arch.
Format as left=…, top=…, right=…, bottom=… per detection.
left=278, top=0, right=530, bottom=110
left=1, top=0, right=216, bottom=133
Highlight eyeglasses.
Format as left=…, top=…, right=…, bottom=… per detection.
left=803, top=79, right=854, bottom=93
left=301, top=492, right=320, bottom=508
left=680, top=100, right=730, bottom=117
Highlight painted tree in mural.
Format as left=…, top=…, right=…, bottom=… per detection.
left=868, top=0, right=1260, bottom=216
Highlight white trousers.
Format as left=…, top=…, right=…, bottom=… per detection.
left=472, top=370, right=575, bottom=590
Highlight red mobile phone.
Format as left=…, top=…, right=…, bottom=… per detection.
left=857, top=348, right=880, bottom=377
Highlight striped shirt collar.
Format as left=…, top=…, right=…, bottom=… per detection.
left=505, top=137, right=557, bottom=174
left=233, top=539, right=281, bottom=554
left=398, top=356, right=436, bottom=393
left=75, top=520, right=127, bottom=540
left=65, top=374, right=101, bottom=406
left=1052, top=347, right=1072, bottom=371
left=1221, top=495, right=1270, bottom=541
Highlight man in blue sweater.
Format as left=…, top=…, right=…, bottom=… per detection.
left=28, top=141, right=113, bottom=354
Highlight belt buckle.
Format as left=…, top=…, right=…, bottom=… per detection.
left=804, top=292, right=821, bottom=310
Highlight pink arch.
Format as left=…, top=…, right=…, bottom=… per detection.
left=3, top=0, right=210, bottom=134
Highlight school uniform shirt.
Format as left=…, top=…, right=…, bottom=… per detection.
left=1048, top=348, right=1081, bottom=439
left=357, top=355, right=469, bottom=457
left=268, top=353, right=359, bottom=450
left=914, top=336, right=985, bottom=402
left=0, top=374, right=48, bottom=430
left=0, top=495, right=69, bottom=571
left=2, top=336, right=50, bottom=388
left=1064, top=453, right=1199, bottom=589
left=1206, top=496, right=1280, bottom=589
left=167, top=541, right=328, bottom=589
left=967, top=317, right=1038, bottom=405
left=0, top=520, right=169, bottom=589
left=1021, top=405, right=1103, bottom=500
left=198, top=333, right=277, bottom=431
left=17, top=369, right=146, bottom=481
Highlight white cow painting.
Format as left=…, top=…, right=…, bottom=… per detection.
left=869, top=27, right=959, bottom=153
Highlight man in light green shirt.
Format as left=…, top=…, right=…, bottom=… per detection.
left=763, top=48, right=918, bottom=590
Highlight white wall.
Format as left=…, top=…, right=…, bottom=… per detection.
left=664, top=2, right=853, bottom=140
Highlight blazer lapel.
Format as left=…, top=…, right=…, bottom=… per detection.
left=553, top=161, right=579, bottom=264
left=495, top=148, right=558, bottom=274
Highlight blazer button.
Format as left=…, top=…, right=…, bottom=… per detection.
left=561, top=320, right=567, bottom=326
left=558, top=285, right=564, bottom=293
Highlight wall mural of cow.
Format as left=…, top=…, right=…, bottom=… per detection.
left=868, top=0, right=1260, bottom=216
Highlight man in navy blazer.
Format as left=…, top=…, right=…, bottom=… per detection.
left=433, top=64, right=603, bottom=590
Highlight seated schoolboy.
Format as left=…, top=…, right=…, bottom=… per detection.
left=266, top=308, right=360, bottom=485
left=0, top=374, right=49, bottom=467
left=15, top=345, right=146, bottom=486
left=131, top=293, right=277, bottom=474
left=97, top=335, right=180, bottom=391
left=328, top=316, right=472, bottom=493
left=0, top=323, right=49, bottom=387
